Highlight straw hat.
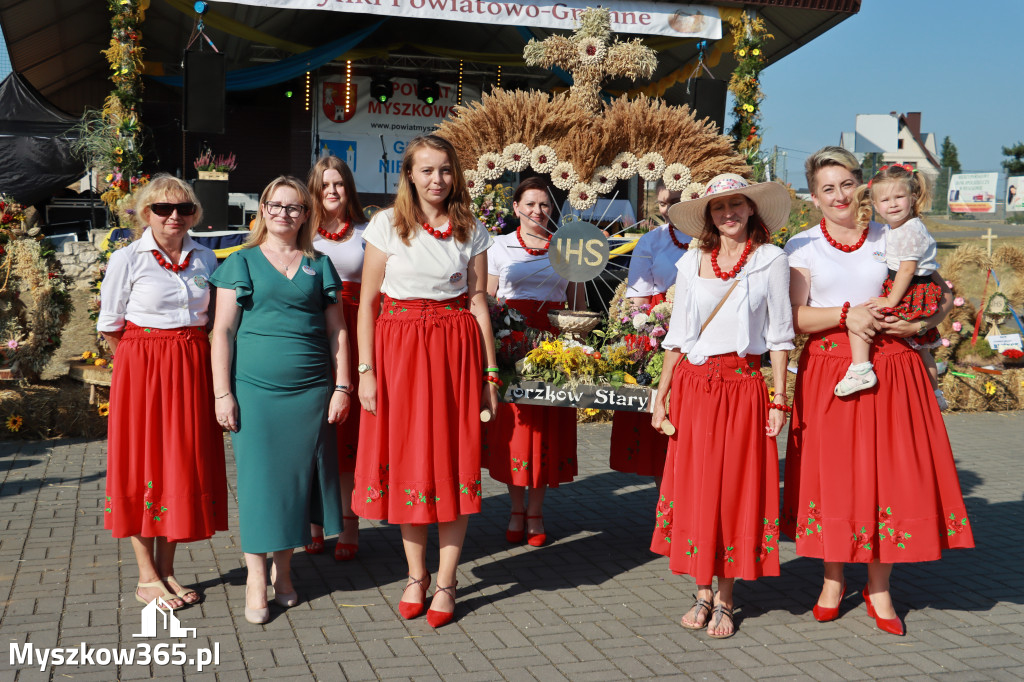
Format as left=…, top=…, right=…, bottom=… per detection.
left=667, top=173, right=791, bottom=239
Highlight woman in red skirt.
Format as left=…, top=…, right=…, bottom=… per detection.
left=609, top=181, right=689, bottom=489
left=782, top=146, right=974, bottom=636
left=98, top=174, right=228, bottom=609
left=484, top=176, right=585, bottom=547
left=306, top=155, right=368, bottom=561
left=650, top=174, right=794, bottom=638
left=354, top=135, right=499, bottom=628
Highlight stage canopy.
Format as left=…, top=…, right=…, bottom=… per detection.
left=0, top=0, right=860, bottom=115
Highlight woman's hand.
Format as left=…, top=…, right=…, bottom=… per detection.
left=328, top=390, right=351, bottom=424
left=358, top=372, right=377, bottom=416
left=651, top=398, right=668, bottom=434
left=766, top=404, right=787, bottom=438
left=483, top=382, right=499, bottom=416
left=845, top=304, right=883, bottom=344
left=215, top=394, right=239, bottom=432
left=880, top=316, right=920, bottom=338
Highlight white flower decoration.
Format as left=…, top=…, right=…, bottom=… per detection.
left=465, top=169, right=484, bottom=198
left=681, top=181, right=704, bottom=201
left=568, top=182, right=598, bottom=211
left=530, top=145, right=558, bottom=173
left=501, top=143, right=531, bottom=172
left=477, top=152, right=503, bottom=180
left=551, top=161, right=579, bottom=190
left=577, top=37, right=607, bottom=64
left=662, top=163, right=692, bottom=191
left=590, top=166, right=616, bottom=194
left=637, top=152, right=665, bottom=181
left=610, top=152, right=639, bottom=180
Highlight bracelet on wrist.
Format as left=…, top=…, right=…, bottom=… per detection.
left=484, top=375, right=503, bottom=387
left=334, top=384, right=353, bottom=394
left=484, top=365, right=499, bottom=373
left=768, top=402, right=793, bottom=413
left=838, top=301, right=851, bottom=331
left=215, top=392, right=231, bottom=399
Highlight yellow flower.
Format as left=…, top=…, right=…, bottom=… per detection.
left=97, top=402, right=110, bottom=417
left=81, top=351, right=94, bottom=360
left=768, top=388, right=776, bottom=401
left=738, top=49, right=746, bottom=57
left=5, top=415, right=23, bottom=432
left=752, top=48, right=761, bottom=56
left=799, top=222, right=808, bottom=228
left=94, top=358, right=108, bottom=367
left=584, top=408, right=599, bottom=416
left=623, top=373, right=637, bottom=384
left=984, top=381, right=996, bottom=396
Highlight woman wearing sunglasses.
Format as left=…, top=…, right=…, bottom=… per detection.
left=98, top=174, right=229, bottom=611
left=210, top=176, right=351, bottom=624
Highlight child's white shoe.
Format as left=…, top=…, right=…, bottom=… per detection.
left=834, top=363, right=877, bottom=397
left=935, top=389, right=949, bottom=411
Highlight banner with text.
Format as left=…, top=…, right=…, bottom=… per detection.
left=1006, top=176, right=1024, bottom=212
left=317, top=75, right=480, bottom=195
left=503, top=380, right=655, bottom=413
left=222, top=0, right=722, bottom=38
left=948, top=173, right=998, bottom=214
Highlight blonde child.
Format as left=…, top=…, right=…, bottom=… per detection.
left=835, top=164, right=947, bottom=409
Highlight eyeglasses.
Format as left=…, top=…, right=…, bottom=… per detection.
left=150, top=202, right=197, bottom=217
left=264, top=202, right=307, bottom=217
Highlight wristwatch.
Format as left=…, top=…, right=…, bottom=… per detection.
left=357, top=363, right=373, bottom=374
left=916, top=321, right=929, bottom=336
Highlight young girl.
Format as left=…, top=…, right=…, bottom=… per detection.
left=835, top=164, right=946, bottom=409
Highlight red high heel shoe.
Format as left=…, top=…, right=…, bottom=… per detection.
left=426, top=583, right=457, bottom=628
left=398, top=574, right=430, bottom=620
left=862, top=587, right=905, bottom=636
left=304, top=534, right=325, bottom=555
left=334, top=515, right=359, bottom=561
left=506, top=511, right=525, bottom=544
left=526, top=515, right=546, bottom=547
left=812, top=581, right=846, bottom=622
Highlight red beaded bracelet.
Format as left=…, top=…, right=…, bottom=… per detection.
left=484, top=375, right=503, bottom=387
left=838, top=301, right=851, bottom=330
left=768, top=402, right=793, bottom=413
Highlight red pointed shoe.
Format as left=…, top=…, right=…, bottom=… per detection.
left=426, top=583, right=457, bottom=629
left=862, top=587, right=905, bottom=636
left=398, top=574, right=430, bottom=620
left=812, top=581, right=846, bottom=622
left=506, top=511, right=525, bottom=544
left=334, top=515, right=359, bottom=561
left=526, top=515, right=546, bottom=547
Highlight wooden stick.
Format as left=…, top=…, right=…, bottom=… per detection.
left=660, top=419, right=676, bottom=436
left=480, top=409, right=493, bottom=422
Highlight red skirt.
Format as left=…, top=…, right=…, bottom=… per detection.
left=650, top=353, right=780, bottom=582
left=882, top=274, right=942, bottom=348
left=334, top=281, right=361, bottom=473
left=353, top=296, right=483, bottom=524
left=609, top=291, right=669, bottom=476
left=781, top=329, right=974, bottom=562
left=105, top=323, right=228, bottom=542
left=484, top=300, right=577, bottom=487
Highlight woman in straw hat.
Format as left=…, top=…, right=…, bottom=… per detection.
left=649, top=174, right=794, bottom=639
left=780, top=147, right=972, bottom=637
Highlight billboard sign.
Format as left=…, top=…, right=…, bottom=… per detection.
left=948, top=173, right=998, bottom=214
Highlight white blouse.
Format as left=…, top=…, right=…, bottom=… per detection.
left=785, top=221, right=889, bottom=307
left=97, top=228, right=219, bottom=332
left=363, top=208, right=491, bottom=300
left=884, top=217, right=938, bottom=275
left=625, top=225, right=691, bottom=298
left=488, top=232, right=569, bottom=301
left=662, top=245, right=795, bottom=365
left=313, top=222, right=367, bottom=281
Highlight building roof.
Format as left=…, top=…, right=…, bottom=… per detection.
left=0, top=0, right=860, bottom=114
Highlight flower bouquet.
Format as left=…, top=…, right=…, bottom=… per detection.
left=472, top=183, right=513, bottom=235
left=195, top=149, right=237, bottom=180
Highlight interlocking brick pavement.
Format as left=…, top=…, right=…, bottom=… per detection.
left=0, top=411, right=1021, bottom=680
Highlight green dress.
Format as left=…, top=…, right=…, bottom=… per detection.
left=209, top=248, right=342, bottom=553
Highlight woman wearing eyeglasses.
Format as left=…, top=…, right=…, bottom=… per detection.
left=210, top=176, right=352, bottom=624
left=98, top=174, right=229, bottom=611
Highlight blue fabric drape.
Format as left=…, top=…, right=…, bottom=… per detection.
left=149, top=20, right=385, bottom=91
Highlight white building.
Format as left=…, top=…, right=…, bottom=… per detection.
left=841, top=111, right=941, bottom=188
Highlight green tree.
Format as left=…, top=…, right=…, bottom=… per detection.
left=1001, top=141, right=1024, bottom=175
left=861, top=152, right=883, bottom=178
left=941, top=136, right=962, bottom=173
left=933, top=136, right=962, bottom=213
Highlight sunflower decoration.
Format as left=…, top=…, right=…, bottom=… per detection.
left=726, top=12, right=774, bottom=164
left=5, top=415, right=23, bottom=432
left=97, top=402, right=111, bottom=417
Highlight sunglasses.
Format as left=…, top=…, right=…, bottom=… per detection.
left=150, top=202, right=198, bottom=217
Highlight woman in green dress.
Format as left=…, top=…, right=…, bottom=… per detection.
left=210, top=176, right=353, bottom=624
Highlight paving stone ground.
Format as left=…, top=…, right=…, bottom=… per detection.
left=1, top=411, right=1021, bottom=681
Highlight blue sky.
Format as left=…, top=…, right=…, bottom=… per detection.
left=757, top=0, right=1020, bottom=187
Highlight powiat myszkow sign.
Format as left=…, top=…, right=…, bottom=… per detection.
left=221, top=1, right=722, bottom=38
left=504, top=381, right=655, bottom=413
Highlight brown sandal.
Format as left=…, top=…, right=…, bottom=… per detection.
left=164, top=576, right=201, bottom=605
left=681, top=594, right=713, bottom=630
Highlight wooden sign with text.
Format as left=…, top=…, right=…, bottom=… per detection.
left=502, top=380, right=655, bottom=413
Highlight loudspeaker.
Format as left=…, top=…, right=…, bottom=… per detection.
left=193, top=179, right=229, bottom=231
left=184, top=50, right=226, bottom=134
left=683, top=78, right=727, bottom=134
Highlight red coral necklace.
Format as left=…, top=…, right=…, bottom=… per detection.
left=423, top=220, right=452, bottom=239
left=152, top=250, right=190, bottom=273
left=710, top=239, right=752, bottom=281
left=820, top=218, right=868, bottom=253
left=516, top=227, right=550, bottom=256
left=317, top=221, right=351, bottom=241
left=667, top=224, right=688, bottom=250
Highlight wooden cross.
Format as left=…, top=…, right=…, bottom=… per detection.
left=981, top=227, right=998, bottom=256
